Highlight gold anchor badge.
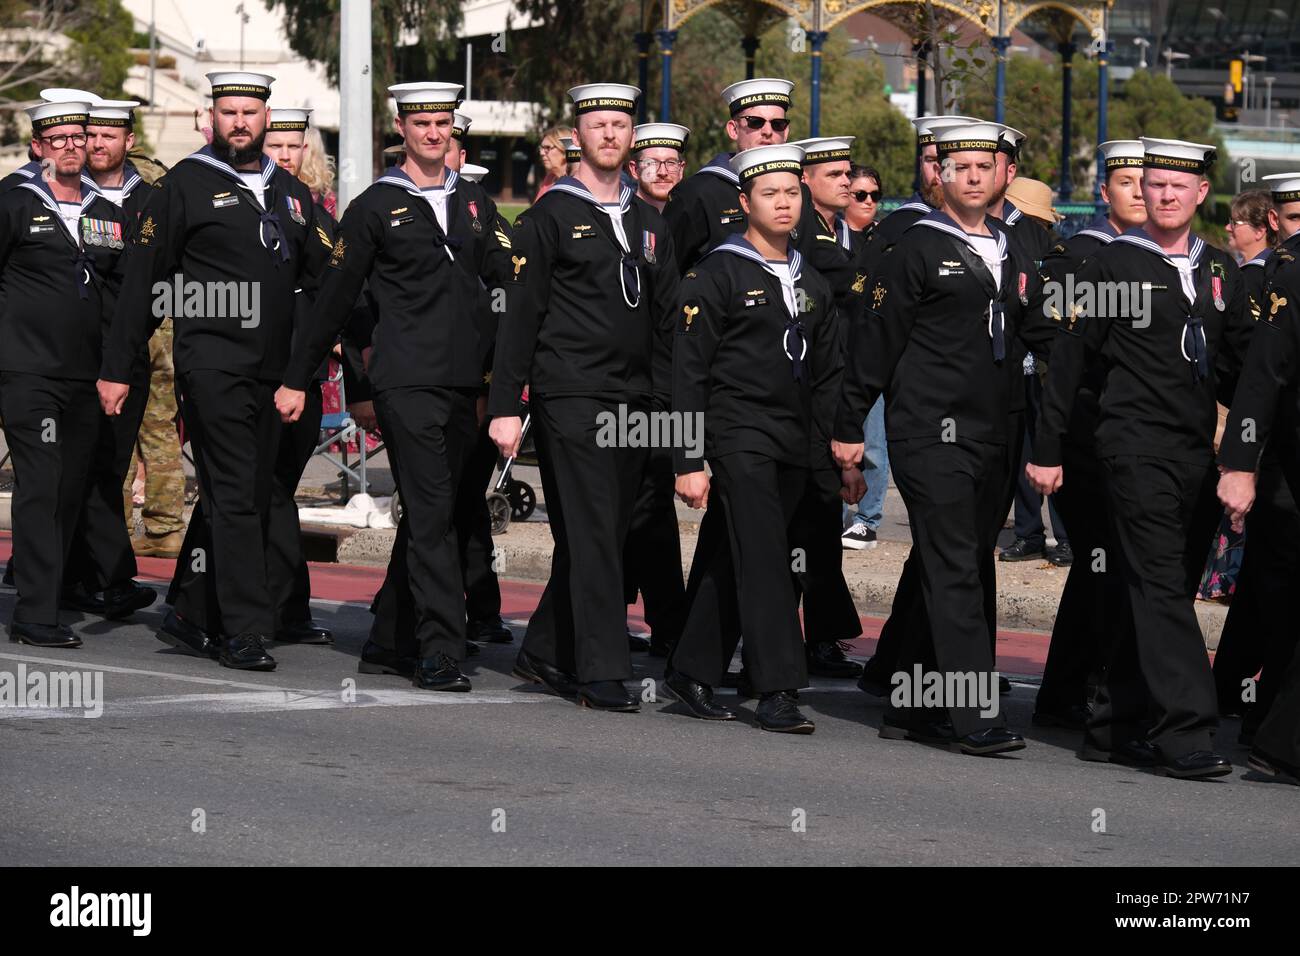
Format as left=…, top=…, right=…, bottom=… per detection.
left=682, top=304, right=699, bottom=328
left=512, top=254, right=527, bottom=276
left=851, top=273, right=866, bottom=294
left=1269, top=291, right=1288, bottom=318
left=872, top=283, right=886, bottom=308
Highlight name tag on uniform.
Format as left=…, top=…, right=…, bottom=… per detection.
left=212, top=192, right=239, bottom=209
left=719, top=208, right=743, bottom=225
left=571, top=224, right=594, bottom=240
left=938, top=265, right=965, bottom=276
left=743, top=289, right=768, bottom=307
left=390, top=214, right=415, bottom=227
left=29, top=222, right=55, bottom=235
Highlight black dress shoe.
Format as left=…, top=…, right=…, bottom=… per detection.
left=806, top=640, right=864, bottom=679
left=576, top=680, right=639, bottom=712
left=1046, top=541, right=1073, bottom=567
left=1160, top=750, right=1232, bottom=780
left=9, top=621, right=81, bottom=648
left=879, top=713, right=953, bottom=744
left=857, top=664, right=892, bottom=698
left=60, top=583, right=105, bottom=614
left=662, top=668, right=736, bottom=720
left=1078, top=738, right=1158, bottom=766
left=413, top=654, right=471, bottom=692
left=468, top=616, right=513, bottom=643
left=648, top=635, right=674, bottom=658
left=219, top=633, right=277, bottom=671
left=627, top=630, right=651, bottom=653
left=100, top=581, right=158, bottom=620
left=999, top=675, right=1012, bottom=694
left=275, top=620, right=334, bottom=645
left=464, top=640, right=481, bottom=657
left=998, top=536, right=1046, bottom=562
left=755, top=691, right=815, bottom=734
left=511, top=649, right=578, bottom=697
left=1032, top=702, right=1092, bottom=730
left=357, top=639, right=416, bottom=678
left=951, top=727, right=1025, bottom=755
left=156, top=609, right=217, bottom=659
left=1247, top=748, right=1300, bottom=785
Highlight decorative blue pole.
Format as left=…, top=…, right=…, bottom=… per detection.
left=657, top=29, right=677, bottom=122
left=808, top=31, right=828, bottom=137
left=635, top=32, right=651, bottom=125
left=992, top=35, right=1011, bottom=124
left=1059, top=40, right=1076, bottom=201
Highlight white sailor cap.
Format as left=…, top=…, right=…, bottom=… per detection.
left=730, top=142, right=805, bottom=183
left=561, top=136, right=581, bottom=163
left=568, top=83, right=640, bottom=115
left=207, top=71, right=275, bottom=101
left=1262, top=173, right=1300, bottom=203
left=1099, top=140, right=1144, bottom=171
left=935, top=122, right=1006, bottom=156
left=632, top=122, right=689, bottom=153
left=452, top=112, right=472, bottom=140
left=998, top=124, right=1027, bottom=157
left=722, top=77, right=794, bottom=115
left=27, top=100, right=91, bottom=133
left=460, top=163, right=489, bottom=183
left=1141, top=137, right=1216, bottom=175
left=388, top=82, right=463, bottom=115
left=88, top=99, right=140, bottom=128
left=41, top=88, right=103, bottom=105
left=792, top=136, right=855, bottom=165
left=911, top=114, right=977, bottom=146
left=268, top=107, right=312, bottom=132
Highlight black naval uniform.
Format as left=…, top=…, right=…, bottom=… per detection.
left=1033, top=229, right=1253, bottom=760
left=284, top=166, right=512, bottom=664
left=857, top=192, right=932, bottom=281
left=663, top=153, right=745, bottom=272
left=170, top=201, right=339, bottom=639
left=488, top=177, right=679, bottom=685
left=1033, top=219, right=1131, bottom=721
left=1219, top=244, right=1300, bottom=773
left=0, top=173, right=127, bottom=627
left=0, top=161, right=40, bottom=194
left=102, top=148, right=331, bottom=642
left=835, top=211, right=1039, bottom=737
left=64, top=164, right=153, bottom=602
left=669, top=237, right=841, bottom=692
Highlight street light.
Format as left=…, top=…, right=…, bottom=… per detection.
left=1242, top=52, right=1266, bottom=110
left=1133, top=37, right=1149, bottom=69
left=1163, top=48, right=1189, bottom=80
left=1265, top=75, right=1276, bottom=127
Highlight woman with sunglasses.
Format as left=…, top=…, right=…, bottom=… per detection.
left=845, top=164, right=882, bottom=241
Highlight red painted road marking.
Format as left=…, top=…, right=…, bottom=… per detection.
left=0, top=532, right=1054, bottom=676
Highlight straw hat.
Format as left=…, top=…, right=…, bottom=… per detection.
left=1005, top=176, right=1063, bottom=224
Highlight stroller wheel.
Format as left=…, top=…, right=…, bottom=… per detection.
left=390, top=490, right=403, bottom=524
left=487, top=492, right=511, bottom=535
left=508, top=480, right=536, bottom=521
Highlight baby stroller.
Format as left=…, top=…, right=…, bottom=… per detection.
left=487, top=402, right=538, bottom=534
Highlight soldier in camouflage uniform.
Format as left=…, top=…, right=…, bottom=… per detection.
left=123, top=316, right=185, bottom=557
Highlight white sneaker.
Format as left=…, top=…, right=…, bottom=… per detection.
left=841, top=522, right=878, bottom=550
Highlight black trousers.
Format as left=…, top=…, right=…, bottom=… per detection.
left=1253, top=456, right=1300, bottom=766
left=1012, top=374, right=1067, bottom=542
left=622, top=447, right=686, bottom=645
left=670, top=452, right=809, bottom=693
left=522, top=395, right=647, bottom=683
left=367, top=386, right=477, bottom=661
left=888, top=438, right=1007, bottom=736
left=168, top=370, right=282, bottom=638
left=65, top=383, right=148, bottom=592
left=1036, top=434, right=1129, bottom=713
left=168, top=384, right=322, bottom=636
left=1213, top=459, right=1300, bottom=714
left=1087, top=456, right=1222, bottom=758
left=0, top=373, right=99, bottom=625
left=457, top=421, right=503, bottom=623
left=790, top=468, right=862, bottom=644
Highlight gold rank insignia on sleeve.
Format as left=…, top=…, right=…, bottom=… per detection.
left=329, top=236, right=346, bottom=267
left=495, top=227, right=511, bottom=249
left=851, top=273, right=866, bottom=294
left=1249, top=295, right=1262, bottom=321
left=872, top=283, right=886, bottom=308
left=138, top=215, right=156, bottom=245
left=316, top=226, right=332, bottom=249
left=511, top=254, right=527, bottom=278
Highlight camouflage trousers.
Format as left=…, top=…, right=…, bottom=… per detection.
left=124, top=319, right=186, bottom=535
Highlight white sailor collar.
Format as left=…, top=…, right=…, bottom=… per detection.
left=894, top=192, right=933, bottom=215
left=911, top=208, right=1009, bottom=262
left=17, top=171, right=101, bottom=219
left=1242, top=248, right=1271, bottom=269
left=375, top=163, right=459, bottom=198
left=1074, top=217, right=1118, bottom=244
left=180, top=146, right=277, bottom=200
left=1113, top=226, right=1207, bottom=270
left=705, top=233, right=804, bottom=285
left=1003, top=199, right=1023, bottom=226
left=548, top=174, right=634, bottom=214
left=697, top=152, right=739, bottom=186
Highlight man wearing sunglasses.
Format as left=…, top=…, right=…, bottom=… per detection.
left=663, top=78, right=794, bottom=272
left=0, top=99, right=128, bottom=648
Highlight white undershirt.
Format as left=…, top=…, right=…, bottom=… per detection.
left=421, top=187, right=448, bottom=233
left=767, top=260, right=798, bottom=318
left=599, top=203, right=630, bottom=253
left=967, top=234, right=1003, bottom=291
left=99, top=186, right=125, bottom=208
left=1170, top=255, right=1196, bottom=305
left=57, top=201, right=80, bottom=241
left=238, top=171, right=265, bottom=210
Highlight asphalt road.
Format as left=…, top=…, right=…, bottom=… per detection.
left=2, top=584, right=1295, bottom=867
